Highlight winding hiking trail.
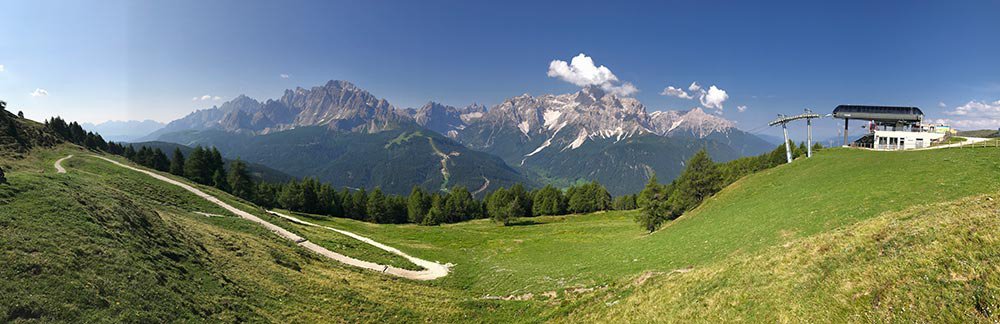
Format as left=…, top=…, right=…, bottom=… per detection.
left=64, top=155, right=450, bottom=280
left=54, top=155, right=72, bottom=173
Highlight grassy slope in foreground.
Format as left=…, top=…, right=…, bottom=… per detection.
left=287, top=147, right=1000, bottom=298
left=0, top=147, right=538, bottom=322
left=563, top=191, right=1000, bottom=322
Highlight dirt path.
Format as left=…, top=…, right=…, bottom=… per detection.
left=82, top=155, right=449, bottom=280
left=54, top=155, right=72, bottom=173
left=920, top=137, right=991, bottom=150
left=268, top=210, right=450, bottom=280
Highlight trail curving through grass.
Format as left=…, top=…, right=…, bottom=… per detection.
left=54, top=155, right=72, bottom=173
left=69, top=154, right=450, bottom=280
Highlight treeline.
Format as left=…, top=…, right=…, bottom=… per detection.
left=43, top=117, right=125, bottom=153
left=483, top=181, right=613, bottom=225
left=115, top=143, right=622, bottom=227
left=635, top=142, right=822, bottom=232
left=122, top=145, right=245, bottom=197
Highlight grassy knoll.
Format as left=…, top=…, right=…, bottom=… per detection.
left=291, top=147, right=1000, bottom=300
left=562, top=191, right=1000, bottom=322
left=0, top=146, right=539, bottom=322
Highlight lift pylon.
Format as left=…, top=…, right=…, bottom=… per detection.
left=769, top=110, right=822, bottom=163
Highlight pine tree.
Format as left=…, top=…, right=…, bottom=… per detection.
left=212, top=169, right=229, bottom=192
left=227, top=159, right=255, bottom=201
left=443, top=186, right=476, bottom=222
left=366, top=188, right=389, bottom=223
left=636, top=190, right=670, bottom=233
left=422, top=194, right=445, bottom=226
left=532, top=185, right=566, bottom=216
left=184, top=146, right=211, bottom=184
left=407, top=186, right=431, bottom=224
left=301, top=178, right=319, bottom=214
left=667, top=148, right=722, bottom=218
left=350, top=189, right=368, bottom=220
left=169, top=148, right=185, bottom=176
left=151, top=148, right=170, bottom=172
left=509, top=184, right=533, bottom=217
left=637, top=173, right=661, bottom=208
left=278, top=180, right=305, bottom=211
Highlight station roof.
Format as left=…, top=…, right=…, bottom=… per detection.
left=832, top=105, right=923, bottom=122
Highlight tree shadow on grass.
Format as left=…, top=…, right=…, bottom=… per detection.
left=506, top=219, right=541, bottom=226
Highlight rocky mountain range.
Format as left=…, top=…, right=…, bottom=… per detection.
left=82, top=119, right=165, bottom=142
left=142, top=80, right=772, bottom=195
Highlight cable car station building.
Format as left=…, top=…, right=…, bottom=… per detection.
left=832, top=105, right=945, bottom=150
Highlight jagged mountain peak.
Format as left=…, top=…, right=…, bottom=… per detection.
left=648, top=107, right=735, bottom=138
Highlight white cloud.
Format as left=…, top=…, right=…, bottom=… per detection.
left=934, top=99, right=1000, bottom=129
left=944, top=100, right=1000, bottom=117
left=660, top=81, right=729, bottom=110
left=192, top=94, right=222, bottom=101
left=699, top=85, right=729, bottom=110
left=547, top=53, right=638, bottom=96
left=688, top=81, right=700, bottom=92
left=737, top=105, right=747, bottom=112
left=280, top=73, right=290, bottom=79
left=30, top=88, right=48, bottom=97
left=938, top=101, right=947, bottom=108
left=660, top=86, right=693, bottom=99
left=0, top=65, right=5, bottom=72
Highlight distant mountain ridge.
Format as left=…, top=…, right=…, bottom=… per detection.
left=142, top=80, right=407, bottom=140
left=83, top=120, right=165, bottom=142
left=147, top=80, right=772, bottom=195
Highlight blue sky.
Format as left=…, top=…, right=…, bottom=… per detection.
left=2, top=0, right=999, bottom=139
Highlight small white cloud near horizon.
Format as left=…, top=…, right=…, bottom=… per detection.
left=30, top=88, right=48, bottom=97
left=0, top=64, right=5, bottom=72
left=192, top=94, right=222, bottom=101
left=737, top=105, right=747, bottom=112
left=660, top=86, right=693, bottom=99
left=280, top=73, right=290, bottom=79
left=547, top=53, right=638, bottom=96
left=938, top=101, right=947, bottom=108
left=688, top=81, right=700, bottom=92
left=933, top=99, right=1000, bottom=129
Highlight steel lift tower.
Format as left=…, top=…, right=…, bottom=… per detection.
left=768, top=109, right=822, bottom=163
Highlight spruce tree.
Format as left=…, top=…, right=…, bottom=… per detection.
left=184, top=146, right=211, bottom=184
left=407, top=186, right=431, bottom=224
left=278, top=180, right=305, bottom=211
left=422, top=194, right=445, bottom=225
left=350, top=189, right=368, bottom=220
left=227, top=159, right=254, bottom=201
left=366, top=188, right=389, bottom=223
left=212, top=169, right=229, bottom=192
left=637, top=173, right=661, bottom=208
left=151, top=148, right=170, bottom=172
left=667, top=148, right=722, bottom=218
left=169, top=148, right=185, bottom=176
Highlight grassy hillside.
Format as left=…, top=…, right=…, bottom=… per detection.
left=0, top=146, right=542, bottom=322
left=957, top=129, right=999, bottom=138
left=278, top=146, right=1000, bottom=298
left=4, top=111, right=1000, bottom=322
left=562, top=190, right=1000, bottom=322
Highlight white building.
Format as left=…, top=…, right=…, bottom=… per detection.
left=873, top=130, right=944, bottom=150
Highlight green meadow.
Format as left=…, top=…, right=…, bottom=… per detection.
left=3, top=143, right=999, bottom=322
